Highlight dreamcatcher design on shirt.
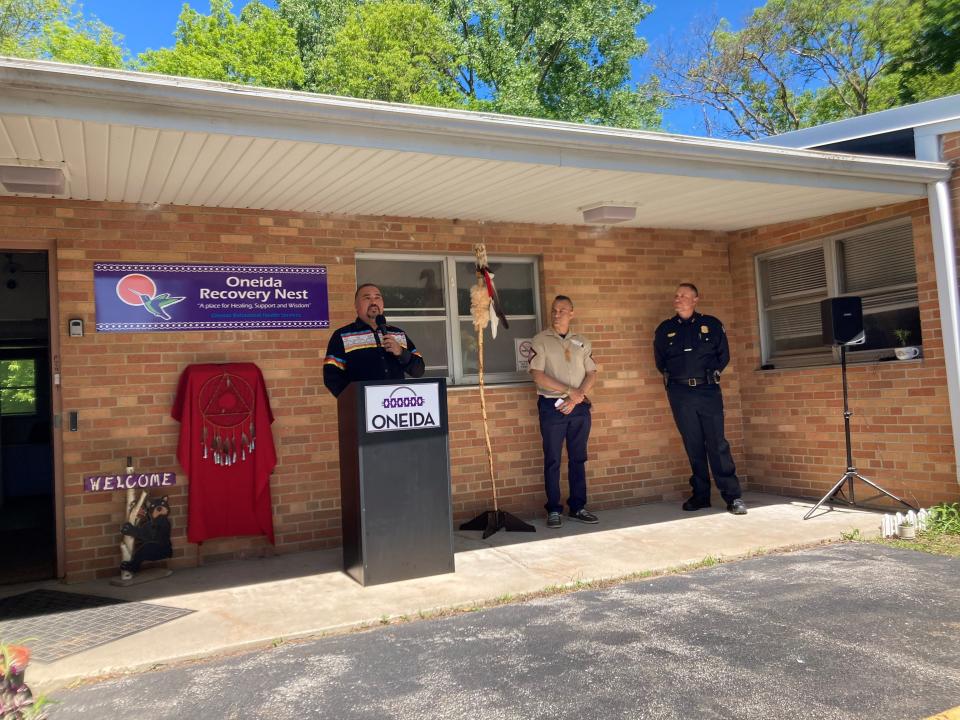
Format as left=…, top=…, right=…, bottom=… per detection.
left=198, top=371, right=257, bottom=466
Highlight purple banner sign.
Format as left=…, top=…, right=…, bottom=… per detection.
left=84, top=472, right=178, bottom=493
left=94, top=263, right=329, bottom=332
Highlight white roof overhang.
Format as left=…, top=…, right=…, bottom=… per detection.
left=0, top=58, right=951, bottom=231
left=766, top=93, right=960, bottom=150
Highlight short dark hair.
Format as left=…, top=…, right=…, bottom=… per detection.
left=677, top=283, right=699, bottom=297
left=553, top=294, right=574, bottom=308
left=355, top=283, right=381, bottom=300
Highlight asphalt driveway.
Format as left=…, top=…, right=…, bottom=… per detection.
left=50, top=543, right=959, bottom=720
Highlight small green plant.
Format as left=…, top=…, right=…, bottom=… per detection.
left=893, top=328, right=912, bottom=347
left=928, top=502, right=960, bottom=535
left=899, top=519, right=913, bottom=527
left=840, top=528, right=862, bottom=541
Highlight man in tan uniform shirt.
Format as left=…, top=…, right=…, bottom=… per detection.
left=529, top=295, right=598, bottom=528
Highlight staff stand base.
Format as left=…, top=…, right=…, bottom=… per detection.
left=803, top=467, right=917, bottom=520
left=460, top=510, right=536, bottom=539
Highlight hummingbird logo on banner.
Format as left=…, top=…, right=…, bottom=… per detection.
left=115, top=273, right=185, bottom=320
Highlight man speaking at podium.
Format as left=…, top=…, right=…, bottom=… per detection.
left=323, top=283, right=426, bottom=397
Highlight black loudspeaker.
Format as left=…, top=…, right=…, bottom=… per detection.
left=820, top=296, right=864, bottom=345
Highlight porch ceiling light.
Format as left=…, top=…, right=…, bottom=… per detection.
left=0, top=165, right=66, bottom=195
left=580, top=202, right=637, bottom=225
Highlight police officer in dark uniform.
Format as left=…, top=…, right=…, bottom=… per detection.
left=653, top=283, right=747, bottom=515
left=323, top=283, right=425, bottom=397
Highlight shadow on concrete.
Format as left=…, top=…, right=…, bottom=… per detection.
left=0, top=492, right=883, bottom=607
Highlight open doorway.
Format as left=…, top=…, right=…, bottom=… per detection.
left=0, top=251, right=55, bottom=584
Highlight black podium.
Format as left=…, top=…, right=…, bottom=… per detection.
left=337, top=378, right=454, bottom=586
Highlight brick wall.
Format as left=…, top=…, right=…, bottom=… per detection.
left=0, top=198, right=739, bottom=582
left=728, top=199, right=958, bottom=508
left=4, top=187, right=956, bottom=582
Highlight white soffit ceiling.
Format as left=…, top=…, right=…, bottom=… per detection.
left=0, top=59, right=950, bottom=232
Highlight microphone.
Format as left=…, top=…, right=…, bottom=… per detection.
left=375, top=314, right=388, bottom=351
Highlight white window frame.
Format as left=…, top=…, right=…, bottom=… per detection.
left=755, top=217, right=919, bottom=367
left=356, top=252, right=542, bottom=386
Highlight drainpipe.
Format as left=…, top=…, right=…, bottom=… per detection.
left=915, top=132, right=960, bottom=488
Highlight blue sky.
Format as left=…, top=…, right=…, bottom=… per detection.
left=78, top=0, right=762, bottom=135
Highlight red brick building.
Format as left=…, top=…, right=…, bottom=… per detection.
left=0, top=59, right=957, bottom=583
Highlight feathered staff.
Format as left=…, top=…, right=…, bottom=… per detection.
left=469, top=246, right=500, bottom=513
left=459, top=243, right=535, bottom=538
left=475, top=245, right=509, bottom=339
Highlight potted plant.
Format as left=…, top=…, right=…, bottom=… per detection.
left=893, top=329, right=921, bottom=360
left=897, top=519, right=916, bottom=539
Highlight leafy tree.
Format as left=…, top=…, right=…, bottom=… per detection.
left=138, top=0, right=304, bottom=89
left=0, top=0, right=64, bottom=57
left=890, top=0, right=960, bottom=102
left=314, top=0, right=463, bottom=107
left=43, top=17, right=124, bottom=68
left=432, top=0, right=661, bottom=127
left=275, top=0, right=357, bottom=91
left=278, top=0, right=661, bottom=127
left=654, top=0, right=922, bottom=139
left=0, top=0, right=124, bottom=68
left=0, top=359, right=36, bottom=415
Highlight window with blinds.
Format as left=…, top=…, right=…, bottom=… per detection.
left=756, top=218, right=920, bottom=366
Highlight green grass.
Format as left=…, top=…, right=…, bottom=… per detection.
left=873, top=531, right=960, bottom=557
left=844, top=502, right=960, bottom=557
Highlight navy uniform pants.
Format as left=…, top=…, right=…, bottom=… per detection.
left=538, top=396, right=591, bottom=514
left=666, top=384, right=742, bottom=504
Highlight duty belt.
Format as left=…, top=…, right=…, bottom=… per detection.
left=670, top=376, right=712, bottom=387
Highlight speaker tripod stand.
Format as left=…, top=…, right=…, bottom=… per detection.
left=804, top=344, right=917, bottom=520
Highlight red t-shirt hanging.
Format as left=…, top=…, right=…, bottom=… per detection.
left=172, top=363, right=277, bottom=544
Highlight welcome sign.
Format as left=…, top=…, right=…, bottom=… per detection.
left=94, top=263, right=329, bottom=332
left=364, top=382, right=441, bottom=433
left=84, top=472, right=177, bottom=493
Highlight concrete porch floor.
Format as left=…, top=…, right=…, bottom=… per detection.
left=7, top=492, right=888, bottom=693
